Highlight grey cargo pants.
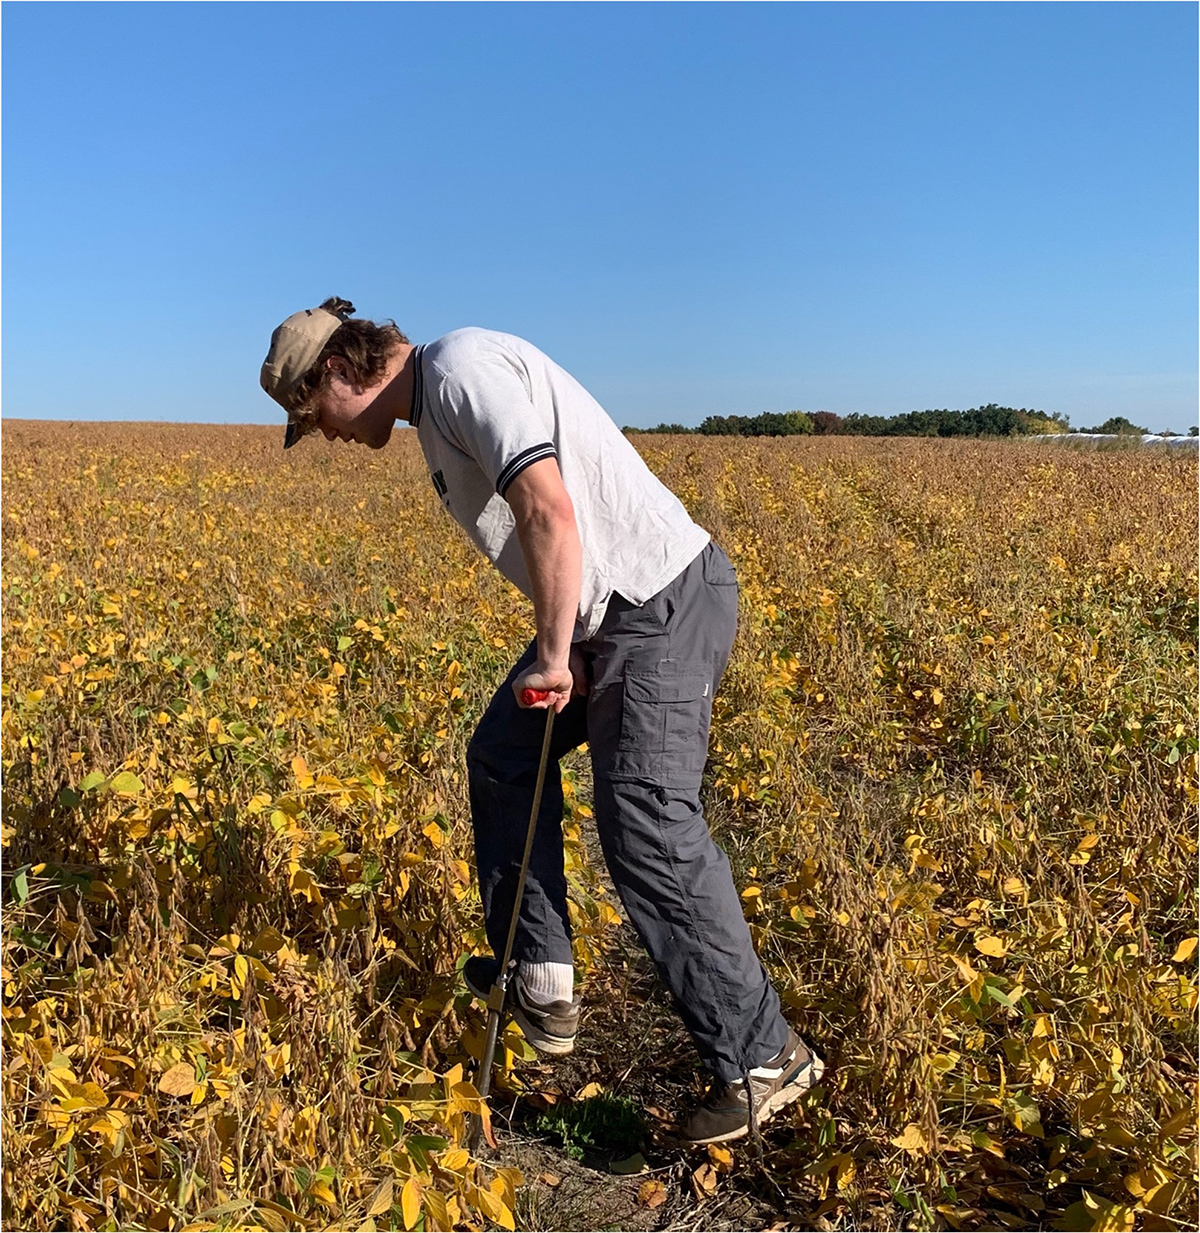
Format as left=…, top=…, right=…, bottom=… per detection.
left=466, top=541, right=790, bottom=1082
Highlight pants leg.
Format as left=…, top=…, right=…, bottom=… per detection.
left=584, top=542, right=790, bottom=1083
left=466, top=639, right=588, bottom=966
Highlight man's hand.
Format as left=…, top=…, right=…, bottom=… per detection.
left=514, top=647, right=588, bottom=713
left=513, top=661, right=575, bottom=713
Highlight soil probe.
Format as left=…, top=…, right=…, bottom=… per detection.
left=467, top=688, right=555, bottom=1152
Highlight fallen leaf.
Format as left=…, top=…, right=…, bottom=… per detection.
left=611, top=1153, right=648, bottom=1175
left=575, top=1081, right=604, bottom=1100
left=691, top=1161, right=718, bottom=1196
left=538, top=1172, right=561, bottom=1188
left=639, top=1179, right=668, bottom=1208
left=707, top=1144, right=734, bottom=1172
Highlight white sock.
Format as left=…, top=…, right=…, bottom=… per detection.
left=519, top=961, right=574, bottom=1004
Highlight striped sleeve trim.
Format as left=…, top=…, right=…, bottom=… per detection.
left=410, top=344, right=426, bottom=426
left=496, top=442, right=558, bottom=497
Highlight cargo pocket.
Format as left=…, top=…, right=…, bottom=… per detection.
left=703, top=545, right=738, bottom=587
left=617, top=668, right=710, bottom=784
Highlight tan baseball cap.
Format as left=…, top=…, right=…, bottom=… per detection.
left=260, top=304, right=349, bottom=447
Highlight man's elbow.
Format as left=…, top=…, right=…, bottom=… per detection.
left=523, top=493, right=577, bottom=536
left=505, top=459, right=578, bottom=535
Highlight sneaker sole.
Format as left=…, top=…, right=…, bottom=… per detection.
left=464, top=968, right=577, bottom=1057
left=512, top=1006, right=576, bottom=1056
left=684, top=1053, right=827, bottom=1146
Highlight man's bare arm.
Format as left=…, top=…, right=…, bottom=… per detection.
left=505, top=456, right=582, bottom=710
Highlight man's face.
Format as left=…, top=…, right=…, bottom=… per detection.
left=313, top=360, right=393, bottom=449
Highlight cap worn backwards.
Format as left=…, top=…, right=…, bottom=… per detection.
left=260, top=301, right=355, bottom=448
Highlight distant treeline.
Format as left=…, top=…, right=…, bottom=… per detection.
left=628, top=405, right=1072, bottom=438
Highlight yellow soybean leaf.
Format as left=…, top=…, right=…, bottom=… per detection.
left=310, top=1181, right=337, bottom=1209
left=158, top=1063, right=196, bottom=1098
left=251, top=925, right=287, bottom=955
left=289, top=868, right=323, bottom=905
left=890, top=1123, right=928, bottom=1154
left=79, top=1082, right=108, bottom=1107
left=974, top=936, right=1007, bottom=958
left=366, top=1178, right=393, bottom=1217
left=475, top=1188, right=501, bottom=1220
left=835, top=1154, right=857, bottom=1191
left=1159, top=1106, right=1196, bottom=1139
left=424, top=1190, right=450, bottom=1230
left=494, top=1168, right=523, bottom=1207
left=400, top=1177, right=422, bottom=1231
left=951, top=955, right=984, bottom=999
left=109, top=771, right=144, bottom=796
left=1171, top=936, right=1198, bottom=963
left=1004, top=1091, right=1044, bottom=1138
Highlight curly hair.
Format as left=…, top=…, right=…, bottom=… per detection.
left=287, top=297, right=410, bottom=436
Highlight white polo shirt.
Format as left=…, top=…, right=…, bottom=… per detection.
left=412, top=328, right=710, bottom=641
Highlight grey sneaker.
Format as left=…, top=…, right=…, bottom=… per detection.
left=680, top=1028, right=825, bottom=1145
left=463, top=956, right=580, bottom=1056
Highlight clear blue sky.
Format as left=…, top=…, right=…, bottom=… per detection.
left=3, top=2, right=1196, bottom=432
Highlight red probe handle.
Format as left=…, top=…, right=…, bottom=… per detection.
left=520, top=688, right=551, bottom=707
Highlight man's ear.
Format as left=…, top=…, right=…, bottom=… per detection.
left=325, top=354, right=354, bottom=386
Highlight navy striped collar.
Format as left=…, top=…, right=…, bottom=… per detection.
left=410, top=343, right=426, bottom=427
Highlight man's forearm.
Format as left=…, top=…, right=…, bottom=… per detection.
left=515, top=502, right=583, bottom=670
